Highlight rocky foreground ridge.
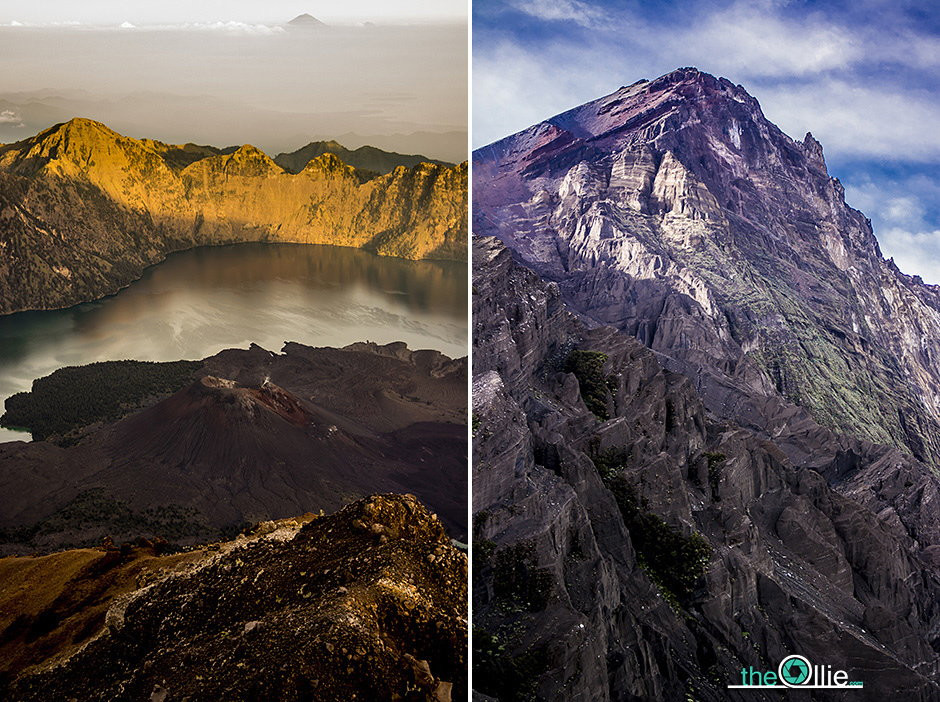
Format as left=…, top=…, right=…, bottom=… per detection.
left=0, top=494, right=467, bottom=701
left=0, top=118, right=468, bottom=314
left=472, top=237, right=940, bottom=701
left=473, top=66, right=940, bottom=471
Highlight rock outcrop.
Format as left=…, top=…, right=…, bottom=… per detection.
left=1, top=494, right=467, bottom=701
left=0, top=118, right=468, bottom=314
left=472, top=237, right=940, bottom=700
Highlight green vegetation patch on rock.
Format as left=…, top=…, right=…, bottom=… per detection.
left=491, top=542, right=553, bottom=613
left=0, top=488, right=211, bottom=550
left=593, top=449, right=711, bottom=606
left=564, top=350, right=610, bottom=420
left=704, top=451, right=726, bottom=501
left=472, top=627, right=548, bottom=702
left=1, top=360, right=204, bottom=442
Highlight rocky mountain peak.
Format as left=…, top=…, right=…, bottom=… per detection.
left=533, top=68, right=758, bottom=144
left=22, top=117, right=116, bottom=145
left=646, top=65, right=713, bottom=90
left=0, top=117, right=129, bottom=174
left=474, top=67, right=940, bottom=701
left=7, top=122, right=193, bottom=202
left=210, top=144, right=281, bottom=177
left=48, top=116, right=111, bottom=136
left=474, top=66, right=940, bottom=469
left=229, top=143, right=266, bottom=159
left=36, top=118, right=135, bottom=157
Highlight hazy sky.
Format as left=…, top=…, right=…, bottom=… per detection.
left=474, top=0, right=940, bottom=283
left=0, top=2, right=467, bottom=161
left=0, top=0, right=467, bottom=24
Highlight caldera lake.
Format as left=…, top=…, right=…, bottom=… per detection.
left=0, top=243, right=467, bottom=443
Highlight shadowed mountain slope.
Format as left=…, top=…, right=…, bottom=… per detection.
left=274, top=140, right=451, bottom=176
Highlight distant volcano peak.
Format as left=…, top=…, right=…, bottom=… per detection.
left=287, top=13, right=326, bottom=28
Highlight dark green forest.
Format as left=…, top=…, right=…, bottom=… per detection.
left=1, top=360, right=203, bottom=442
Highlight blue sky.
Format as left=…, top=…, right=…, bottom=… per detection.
left=473, top=0, right=940, bottom=283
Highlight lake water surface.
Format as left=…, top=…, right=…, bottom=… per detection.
left=0, top=243, right=467, bottom=443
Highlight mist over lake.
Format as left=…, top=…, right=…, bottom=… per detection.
left=0, top=243, right=467, bottom=442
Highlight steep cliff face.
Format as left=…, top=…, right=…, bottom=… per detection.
left=472, top=237, right=940, bottom=700
left=1, top=494, right=467, bottom=701
left=473, top=67, right=940, bottom=469
left=0, top=118, right=468, bottom=314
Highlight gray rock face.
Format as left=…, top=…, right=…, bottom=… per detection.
left=471, top=237, right=940, bottom=700
left=473, top=67, right=940, bottom=470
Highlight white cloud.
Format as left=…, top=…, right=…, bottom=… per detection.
left=878, top=226, right=940, bottom=282
left=656, top=6, right=861, bottom=78
left=0, top=20, right=286, bottom=34
left=0, top=109, right=23, bottom=126
left=176, top=21, right=285, bottom=35
left=883, top=196, right=927, bottom=227
left=473, top=39, right=637, bottom=146
left=844, top=175, right=940, bottom=225
left=512, top=0, right=606, bottom=28
left=844, top=176, right=940, bottom=283
left=756, top=79, right=940, bottom=162
left=890, top=30, right=940, bottom=69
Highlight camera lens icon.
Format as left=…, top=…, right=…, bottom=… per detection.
left=778, top=655, right=812, bottom=686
